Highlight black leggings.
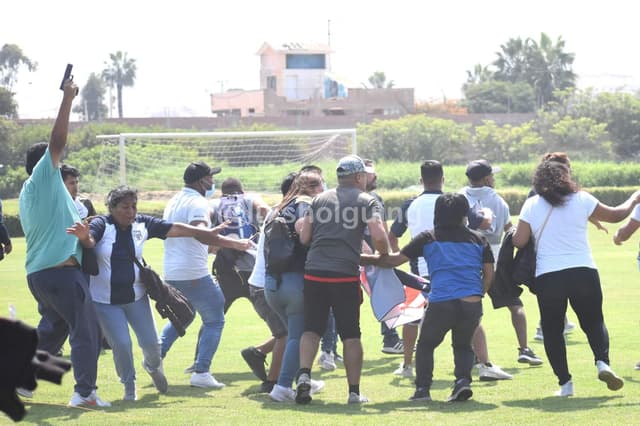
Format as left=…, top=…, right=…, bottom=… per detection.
left=535, top=267, right=610, bottom=385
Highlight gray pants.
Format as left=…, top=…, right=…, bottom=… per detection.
left=27, top=266, right=101, bottom=396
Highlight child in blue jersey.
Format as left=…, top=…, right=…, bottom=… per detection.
left=361, top=192, right=494, bottom=402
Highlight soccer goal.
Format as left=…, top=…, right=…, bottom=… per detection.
left=89, top=129, right=357, bottom=195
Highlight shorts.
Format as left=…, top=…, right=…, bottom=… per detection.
left=303, top=279, right=362, bottom=340
left=249, top=284, right=287, bottom=338
left=487, top=286, right=523, bottom=309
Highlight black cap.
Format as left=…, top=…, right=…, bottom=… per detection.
left=183, top=161, right=221, bottom=183
left=465, top=159, right=501, bottom=181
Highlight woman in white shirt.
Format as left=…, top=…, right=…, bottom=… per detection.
left=513, top=160, right=640, bottom=397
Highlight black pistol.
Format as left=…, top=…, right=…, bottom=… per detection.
left=60, top=64, right=78, bottom=95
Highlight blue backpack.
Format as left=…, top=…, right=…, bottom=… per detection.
left=215, top=194, right=257, bottom=239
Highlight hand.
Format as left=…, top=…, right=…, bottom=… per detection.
left=234, top=238, right=253, bottom=251
left=613, top=231, right=623, bottom=245
left=2, top=242, right=11, bottom=255
left=593, top=220, right=609, bottom=234
left=66, top=221, right=91, bottom=243
left=62, top=79, right=78, bottom=99
left=211, top=220, right=229, bottom=235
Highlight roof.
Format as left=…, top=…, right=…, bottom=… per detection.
left=257, top=41, right=333, bottom=55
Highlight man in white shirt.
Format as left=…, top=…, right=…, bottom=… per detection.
left=160, top=161, right=249, bottom=388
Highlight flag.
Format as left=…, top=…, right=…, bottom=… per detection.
left=360, top=266, right=428, bottom=329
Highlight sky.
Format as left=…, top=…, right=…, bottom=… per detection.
left=3, top=0, right=640, bottom=119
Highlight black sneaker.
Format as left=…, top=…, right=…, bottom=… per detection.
left=518, top=347, right=543, bottom=366
left=381, top=340, right=404, bottom=354
left=447, top=379, right=473, bottom=402
left=241, top=347, right=267, bottom=382
left=259, top=380, right=275, bottom=393
left=295, top=373, right=312, bottom=404
left=409, top=387, right=431, bottom=401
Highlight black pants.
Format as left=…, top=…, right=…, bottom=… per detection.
left=536, top=267, right=610, bottom=385
left=414, top=299, right=482, bottom=389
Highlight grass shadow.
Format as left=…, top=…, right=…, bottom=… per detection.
left=503, top=395, right=627, bottom=412
left=249, top=394, right=499, bottom=416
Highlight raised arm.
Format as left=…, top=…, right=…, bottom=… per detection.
left=49, top=80, right=78, bottom=168
left=590, top=190, right=640, bottom=223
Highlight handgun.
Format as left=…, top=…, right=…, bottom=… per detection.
left=60, top=63, right=78, bottom=95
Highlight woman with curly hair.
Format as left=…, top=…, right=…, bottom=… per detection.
left=513, top=160, right=640, bottom=397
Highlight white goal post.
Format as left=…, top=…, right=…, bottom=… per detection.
left=91, top=129, right=357, bottom=195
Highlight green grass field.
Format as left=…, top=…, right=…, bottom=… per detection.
left=1, top=223, right=640, bottom=425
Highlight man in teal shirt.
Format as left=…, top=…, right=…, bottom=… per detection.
left=19, top=78, right=109, bottom=408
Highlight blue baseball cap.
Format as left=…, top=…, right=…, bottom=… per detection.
left=336, top=155, right=366, bottom=177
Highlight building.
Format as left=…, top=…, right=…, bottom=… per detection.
left=210, top=42, right=414, bottom=118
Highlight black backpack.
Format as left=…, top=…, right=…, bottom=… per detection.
left=263, top=215, right=296, bottom=275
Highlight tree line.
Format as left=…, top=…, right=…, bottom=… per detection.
left=0, top=44, right=136, bottom=120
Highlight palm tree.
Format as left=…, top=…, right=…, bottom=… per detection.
left=368, top=71, right=394, bottom=88
left=493, top=37, right=528, bottom=83
left=492, top=33, right=575, bottom=108
left=102, top=51, right=137, bottom=118
left=526, top=33, right=576, bottom=107
left=465, top=64, right=493, bottom=84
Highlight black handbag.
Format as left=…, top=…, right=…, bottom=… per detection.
left=131, top=256, right=195, bottom=337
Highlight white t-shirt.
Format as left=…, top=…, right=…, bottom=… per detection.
left=631, top=204, right=640, bottom=222
left=519, top=191, right=598, bottom=276
left=248, top=210, right=273, bottom=288
left=407, top=192, right=439, bottom=276
left=163, top=188, right=211, bottom=280
left=73, top=197, right=89, bottom=219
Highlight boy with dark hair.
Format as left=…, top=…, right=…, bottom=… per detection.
left=363, top=192, right=494, bottom=402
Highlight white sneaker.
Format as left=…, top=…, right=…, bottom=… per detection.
left=554, top=380, right=574, bottom=397
left=478, top=363, right=513, bottom=381
left=269, top=384, right=295, bottom=402
left=68, top=390, right=111, bottom=407
left=534, top=328, right=544, bottom=341
left=317, top=351, right=336, bottom=371
left=596, top=360, right=624, bottom=391
left=564, top=320, right=576, bottom=335
left=190, top=372, right=225, bottom=389
left=310, top=379, right=325, bottom=395
left=393, top=363, right=414, bottom=378
left=347, top=392, right=369, bottom=404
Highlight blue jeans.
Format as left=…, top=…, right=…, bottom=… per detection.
left=265, top=272, right=304, bottom=388
left=160, top=275, right=225, bottom=373
left=27, top=267, right=101, bottom=397
left=93, top=295, right=162, bottom=386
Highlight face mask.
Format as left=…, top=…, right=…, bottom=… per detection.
left=205, top=184, right=215, bottom=199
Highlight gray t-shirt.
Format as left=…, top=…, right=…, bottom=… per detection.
left=304, top=186, right=382, bottom=276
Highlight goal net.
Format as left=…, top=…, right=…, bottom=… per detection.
left=85, top=129, right=356, bottom=196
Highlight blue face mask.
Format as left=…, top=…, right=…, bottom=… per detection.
left=205, top=184, right=215, bottom=199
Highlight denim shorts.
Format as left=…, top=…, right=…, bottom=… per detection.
left=249, top=284, right=287, bottom=338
